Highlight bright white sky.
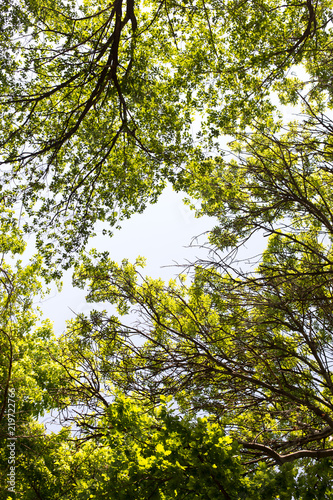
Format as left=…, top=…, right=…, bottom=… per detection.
left=37, top=184, right=215, bottom=335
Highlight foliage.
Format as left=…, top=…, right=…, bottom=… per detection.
left=0, top=208, right=61, bottom=424
left=1, top=0, right=332, bottom=266
left=9, top=393, right=320, bottom=500
left=10, top=397, right=242, bottom=499
left=1, top=0, right=333, bottom=497
left=0, top=209, right=66, bottom=497
left=69, top=214, right=333, bottom=466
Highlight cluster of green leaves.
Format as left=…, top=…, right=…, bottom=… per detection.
left=0, top=207, right=63, bottom=419
left=7, top=393, right=317, bottom=500
left=0, top=209, right=67, bottom=497
left=0, top=0, right=332, bottom=267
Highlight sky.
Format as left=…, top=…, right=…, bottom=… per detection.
left=36, top=184, right=216, bottom=335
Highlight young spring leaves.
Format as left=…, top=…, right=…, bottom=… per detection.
left=1, top=0, right=332, bottom=267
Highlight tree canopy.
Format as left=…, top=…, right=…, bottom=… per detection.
left=1, top=0, right=332, bottom=265
left=1, top=0, right=333, bottom=498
